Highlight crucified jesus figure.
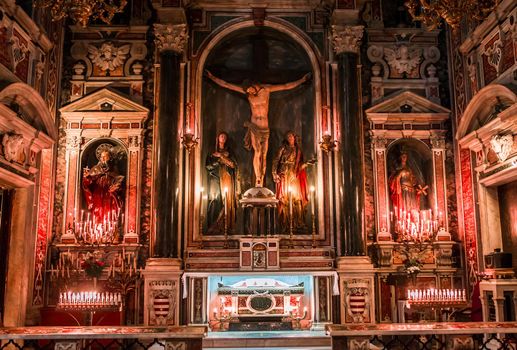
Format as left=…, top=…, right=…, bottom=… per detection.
left=206, top=70, right=311, bottom=187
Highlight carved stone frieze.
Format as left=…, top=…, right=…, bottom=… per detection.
left=430, top=136, right=446, bottom=150
left=372, top=135, right=388, bottom=150
left=2, top=133, right=26, bottom=164
left=165, top=342, right=186, bottom=350
left=65, top=135, right=81, bottom=150
left=348, top=338, right=371, bottom=350
left=384, top=45, right=422, bottom=75
left=88, top=41, right=131, bottom=72
left=484, top=39, right=504, bottom=75
left=154, top=24, right=188, bottom=54
left=55, top=342, right=79, bottom=350
left=10, top=35, right=29, bottom=71
left=490, top=134, right=514, bottom=162
left=331, top=25, right=364, bottom=55
left=128, top=135, right=141, bottom=150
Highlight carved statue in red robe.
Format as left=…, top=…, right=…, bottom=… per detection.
left=388, top=152, right=427, bottom=217
left=82, top=146, right=124, bottom=223
left=272, top=131, right=314, bottom=231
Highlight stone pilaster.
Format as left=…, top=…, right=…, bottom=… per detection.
left=331, top=25, right=366, bottom=256
left=152, top=23, right=187, bottom=258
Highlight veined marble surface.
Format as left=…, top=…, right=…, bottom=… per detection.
left=206, top=330, right=327, bottom=338
left=0, top=326, right=206, bottom=339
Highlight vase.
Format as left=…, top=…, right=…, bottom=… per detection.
left=410, top=273, right=417, bottom=286
left=93, top=277, right=97, bottom=288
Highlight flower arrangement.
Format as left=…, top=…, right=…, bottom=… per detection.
left=403, top=257, right=423, bottom=275
left=81, top=256, right=105, bottom=278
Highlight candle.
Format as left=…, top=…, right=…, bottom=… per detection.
left=199, top=186, right=204, bottom=214
left=223, top=187, right=228, bottom=218
left=310, top=186, right=315, bottom=216
left=288, top=186, right=293, bottom=218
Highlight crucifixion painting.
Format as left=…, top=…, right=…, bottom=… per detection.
left=206, top=70, right=311, bottom=187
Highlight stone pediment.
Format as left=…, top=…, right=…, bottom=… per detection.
left=59, top=88, right=149, bottom=115
left=366, top=90, right=450, bottom=124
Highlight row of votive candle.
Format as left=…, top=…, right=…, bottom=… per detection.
left=59, top=291, right=122, bottom=308
left=407, top=288, right=466, bottom=303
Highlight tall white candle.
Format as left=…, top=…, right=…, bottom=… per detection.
left=223, top=187, right=228, bottom=217
left=310, top=186, right=315, bottom=216
left=288, top=186, right=293, bottom=218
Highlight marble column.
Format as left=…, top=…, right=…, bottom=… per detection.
left=153, top=24, right=188, bottom=258
left=331, top=25, right=365, bottom=256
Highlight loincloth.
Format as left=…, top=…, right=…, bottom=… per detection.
left=244, top=121, right=270, bottom=151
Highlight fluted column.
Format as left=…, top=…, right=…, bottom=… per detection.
left=153, top=24, right=188, bottom=258
left=331, top=25, right=365, bottom=256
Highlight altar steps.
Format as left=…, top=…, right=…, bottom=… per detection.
left=203, top=331, right=331, bottom=349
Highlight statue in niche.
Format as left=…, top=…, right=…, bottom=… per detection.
left=205, top=70, right=311, bottom=187
left=388, top=151, right=428, bottom=217
left=82, top=144, right=125, bottom=223
left=205, top=132, right=239, bottom=233
left=272, top=131, right=315, bottom=231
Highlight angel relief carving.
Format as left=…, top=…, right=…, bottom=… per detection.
left=88, top=41, right=131, bottom=72
left=384, top=45, right=422, bottom=76
left=490, top=134, right=514, bottom=162
left=2, top=133, right=26, bottom=164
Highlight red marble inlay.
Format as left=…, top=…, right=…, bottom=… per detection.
left=0, top=27, right=11, bottom=70
left=127, top=151, right=138, bottom=231
left=460, top=149, right=478, bottom=288
left=12, top=29, right=29, bottom=82
left=376, top=151, right=388, bottom=230
left=32, top=150, right=53, bottom=305
left=434, top=151, right=446, bottom=218
left=337, top=0, right=355, bottom=9
left=268, top=251, right=277, bottom=266
left=242, top=251, right=251, bottom=266
left=112, top=123, right=131, bottom=129
left=82, top=123, right=100, bottom=129
left=66, top=151, right=79, bottom=228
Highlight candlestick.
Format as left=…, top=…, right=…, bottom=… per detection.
left=223, top=187, right=229, bottom=248
left=288, top=185, right=294, bottom=248
left=310, top=186, right=315, bottom=216
left=310, top=186, right=316, bottom=248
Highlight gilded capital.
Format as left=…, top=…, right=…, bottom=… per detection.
left=331, top=25, right=364, bottom=55
left=154, top=24, right=188, bottom=54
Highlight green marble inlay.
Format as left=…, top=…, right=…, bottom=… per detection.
left=279, top=16, right=308, bottom=31
left=193, top=15, right=242, bottom=53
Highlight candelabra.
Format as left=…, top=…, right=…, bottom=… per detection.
left=406, top=288, right=466, bottom=307
left=34, top=0, right=127, bottom=27
left=67, top=209, right=123, bottom=245
left=392, top=208, right=441, bottom=243
left=289, top=307, right=308, bottom=330
left=58, top=291, right=123, bottom=325
left=319, top=134, right=336, bottom=153
left=212, top=307, right=234, bottom=330
left=181, top=131, right=199, bottom=153
left=405, top=0, right=498, bottom=31
left=310, top=186, right=316, bottom=248
left=288, top=186, right=294, bottom=248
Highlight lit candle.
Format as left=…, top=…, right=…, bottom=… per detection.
left=288, top=186, right=293, bottom=218
left=199, top=186, right=204, bottom=214
left=223, top=187, right=228, bottom=218
left=310, top=186, right=315, bottom=216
